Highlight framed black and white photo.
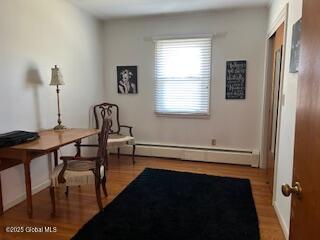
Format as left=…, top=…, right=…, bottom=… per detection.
left=117, top=66, right=138, bottom=94
left=290, top=19, right=302, bottom=73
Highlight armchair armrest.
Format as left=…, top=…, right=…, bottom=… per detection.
left=119, top=125, right=133, bottom=137
left=74, top=141, right=98, bottom=158
left=75, top=143, right=99, bottom=148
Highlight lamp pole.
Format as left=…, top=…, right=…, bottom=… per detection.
left=54, top=85, right=65, bottom=130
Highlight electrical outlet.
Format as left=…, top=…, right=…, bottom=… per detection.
left=211, top=139, right=216, bottom=146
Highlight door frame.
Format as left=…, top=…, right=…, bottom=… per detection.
left=260, top=4, right=288, bottom=201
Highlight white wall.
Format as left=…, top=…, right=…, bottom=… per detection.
left=103, top=8, right=268, bottom=154
left=268, top=0, right=303, bottom=238
left=0, top=0, right=104, bottom=210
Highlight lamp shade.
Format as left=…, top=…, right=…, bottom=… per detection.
left=50, top=65, right=65, bottom=85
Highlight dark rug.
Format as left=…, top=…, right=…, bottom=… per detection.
left=72, top=168, right=259, bottom=240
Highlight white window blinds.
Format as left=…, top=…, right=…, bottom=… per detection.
left=155, top=37, right=212, bottom=115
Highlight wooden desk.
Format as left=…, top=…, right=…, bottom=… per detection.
left=0, top=128, right=99, bottom=218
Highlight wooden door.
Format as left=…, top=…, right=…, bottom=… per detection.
left=281, top=1, right=320, bottom=239
left=267, top=23, right=284, bottom=191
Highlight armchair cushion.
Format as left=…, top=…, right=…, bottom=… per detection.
left=61, top=156, right=97, bottom=161
left=67, top=160, right=95, bottom=171
left=108, top=134, right=135, bottom=148
left=51, top=160, right=105, bottom=187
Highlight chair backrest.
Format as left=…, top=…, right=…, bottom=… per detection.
left=96, top=118, right=111, bottom=167
left=93, top=103, right=120, bottom=134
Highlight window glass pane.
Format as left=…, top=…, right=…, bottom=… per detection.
left=155, top=38, right=212, bottom=115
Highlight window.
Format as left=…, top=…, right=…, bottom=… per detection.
left=155, top=37, right=212, bottom=116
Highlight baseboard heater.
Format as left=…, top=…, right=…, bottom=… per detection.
left=112, top=143, right=260, bottom=168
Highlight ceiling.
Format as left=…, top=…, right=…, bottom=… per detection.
left=68, top=0, right=270, bottom=20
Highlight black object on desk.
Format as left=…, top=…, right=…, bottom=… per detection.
left=0, top=131, right=39, bottom=148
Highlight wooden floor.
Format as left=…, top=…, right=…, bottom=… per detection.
left=0, top=155, right=285, bottom=240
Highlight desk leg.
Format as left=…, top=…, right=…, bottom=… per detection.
left=54, top=150, right=58, bottom=167
left=0, top=173, right=3, bottom=215
left=23, top=153, right=33, bottom=218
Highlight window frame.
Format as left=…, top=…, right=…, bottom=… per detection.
left=154, top=36, right=213, bottom=117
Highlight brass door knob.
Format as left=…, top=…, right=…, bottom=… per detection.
left=281, top=182, right=302, bottom=197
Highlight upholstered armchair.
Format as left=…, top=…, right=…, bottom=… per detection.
left=50, top=118, right=111, bottom=215
left=76, top=103, right=135, bottom=165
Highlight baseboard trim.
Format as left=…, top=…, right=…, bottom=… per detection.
left=273, top=201, right=289, bottom=239
left=112, top=143, right=260, bottom=167
left=3, top=179, right=51, bottom=212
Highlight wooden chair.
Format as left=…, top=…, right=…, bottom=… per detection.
left=50, top=118, right=111, bottom=216
left=76, top=103, right=135, bottom=164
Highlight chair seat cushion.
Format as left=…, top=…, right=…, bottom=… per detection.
left=108, top=134, right=135, bottom=148
left=51, top=160, right=104, bottom=187
left=67, top=160, right=95, bottom=171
